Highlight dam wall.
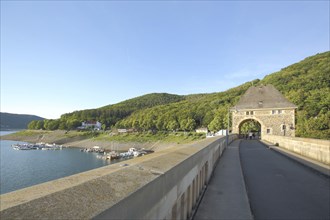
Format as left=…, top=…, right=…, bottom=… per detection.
left=0, top=135, right=237, bottom=219
left=263, top=134, right=330, bottom=165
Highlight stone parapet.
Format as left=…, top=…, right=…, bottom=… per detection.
left=262, top=134, right=330, bottom=165
left=0, top=135, right=237, bottom=220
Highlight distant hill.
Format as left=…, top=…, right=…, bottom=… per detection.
left=28, top=51, right=329, bottom=139
left=58, top=93, right=185, bottom=128
left=0, top=112, right=45, bottom=130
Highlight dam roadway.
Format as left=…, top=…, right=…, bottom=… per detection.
left=194, top=140, right=330, bottom=220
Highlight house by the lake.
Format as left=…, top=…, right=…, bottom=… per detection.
left=78, top=121, right=102, bottom=130
left=196, top=128, right=208, bottom=133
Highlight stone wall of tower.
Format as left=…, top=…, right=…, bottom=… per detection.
left=232, top=108, right=296, bottom=137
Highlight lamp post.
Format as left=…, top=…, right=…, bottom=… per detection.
left=227, top=106, right=238, bottom=146
left=226, top=107, right=230, bottom=146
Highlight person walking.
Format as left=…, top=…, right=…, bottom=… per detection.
left=249, top=132, right=253, bottom=139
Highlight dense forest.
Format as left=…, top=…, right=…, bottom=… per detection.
left=28, top=51, right=329, bottom=139
left=0, top=113, right=44, bottom=130
left=28, top=93, right=185, bottom=131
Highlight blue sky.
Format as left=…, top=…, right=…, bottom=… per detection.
left=1, top=1, right=329, bottom=119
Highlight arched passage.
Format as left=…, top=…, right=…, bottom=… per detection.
left=238, top=118, right=262, bottom=139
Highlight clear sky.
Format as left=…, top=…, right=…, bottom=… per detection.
left=1, top=1, right=329, bottom=119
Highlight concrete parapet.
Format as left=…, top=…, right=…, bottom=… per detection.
left=262, top=134, right=330, bottom=165
left=0, top=135, right=237, bottom=220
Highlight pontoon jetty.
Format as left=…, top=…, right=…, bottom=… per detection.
left=12, top=143, right=63, bottom=150
left=82, top=146, right=154, bottom=160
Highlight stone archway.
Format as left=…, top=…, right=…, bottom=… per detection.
left=238, top=118, right=262, bottom=139
left=233, top=116, right=265, bottom=138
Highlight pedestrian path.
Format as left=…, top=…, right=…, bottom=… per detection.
left=240, top=140, right=330, bottom=220
left=193, top=139, right=253, bottom=220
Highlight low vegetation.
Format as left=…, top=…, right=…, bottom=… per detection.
left=3, top=129, right=205, bottom=145
left=94, top=131, right=205, bottom=144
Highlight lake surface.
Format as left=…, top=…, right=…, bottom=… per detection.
left=0, top=131, right=121, bottom=194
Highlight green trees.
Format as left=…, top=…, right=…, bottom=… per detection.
left=66, top=119, right=81, bottom=130
left=240, top=120, right=261, bottom=134
left=261, top=51, right=330, bottom=138
left=27, top=120, right=37, bottom=130
left=208, top=117, right=223, bottom=132
left=167, top=120, right=180, bottom=131
left=179, top=118, right=196, bottom=131
left=28, top=120, right=44, bottom=130
left=44, top=120, right=59, bottom=130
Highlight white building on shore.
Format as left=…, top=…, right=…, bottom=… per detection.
left=79, top=121, right=102, bottom=130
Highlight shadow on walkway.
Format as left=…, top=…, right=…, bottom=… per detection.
left=193, top=139, right=253, bottom=220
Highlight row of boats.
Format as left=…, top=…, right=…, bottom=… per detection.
left=12, top=143, right=63, bottom=150
left=82, top=147, right=154, bottom=160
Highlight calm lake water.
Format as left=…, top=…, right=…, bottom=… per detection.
left=0, top=131, right=120, bottom=194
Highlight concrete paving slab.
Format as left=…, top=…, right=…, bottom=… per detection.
left=193, top=140, right=253, bottom=220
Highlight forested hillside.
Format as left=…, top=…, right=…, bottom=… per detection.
left=28, top=93, right=184, bottom=130
left=260, top=51, right=329, bottom=138
left=28, top=51, right=329, bottom=139
left=0, top=113, right=44, bottom=130
left=116, top=51, right=329, bottom=139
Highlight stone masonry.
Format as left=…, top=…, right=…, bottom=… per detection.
left=231, top=85, right=297, bottom=138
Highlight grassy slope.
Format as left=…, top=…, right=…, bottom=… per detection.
left=1, top=130, right=205, bottom=146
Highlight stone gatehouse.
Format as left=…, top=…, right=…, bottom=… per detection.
left=231, top=84, right=297, bottom=137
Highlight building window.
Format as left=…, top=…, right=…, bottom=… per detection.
left=267, top=128, right=271, bottom=134
left=281, top=124, right=287, bottom=136
left=272, top=110, right=283, bottom=114
left=246, top=111, right=253, bottom=115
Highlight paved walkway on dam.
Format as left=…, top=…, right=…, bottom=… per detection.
left=194, top=139, right=330, bottom=220
left=240, top=140, right=330, bottom=220
left=193, top=139, right=253, bottom=220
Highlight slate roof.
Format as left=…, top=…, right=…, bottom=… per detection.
left=233, top=84, right=297, bottom=110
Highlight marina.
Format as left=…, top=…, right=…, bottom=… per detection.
left=12, top=142, right=63, bottom=150
left=1, top=131, right=154, bottom=195
left=0, top=138, right=115, bottom=194
left=81, top=146, right=154, bottom=160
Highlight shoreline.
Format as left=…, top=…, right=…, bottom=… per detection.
left=0, top=130, right=190, bottom=152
